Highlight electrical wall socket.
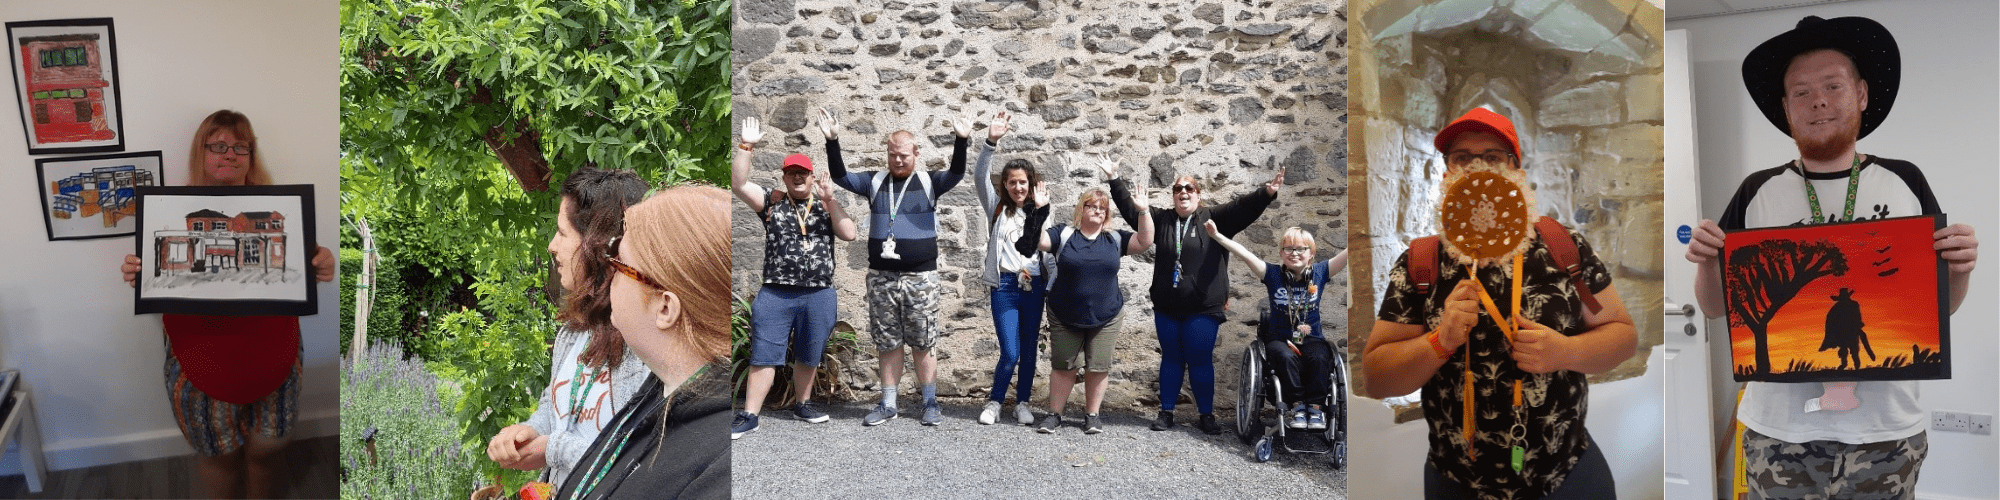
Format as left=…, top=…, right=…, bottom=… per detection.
left=1970, top=413, right=1994, bottom=436
left=1932, top=410, right=1972, bottom=433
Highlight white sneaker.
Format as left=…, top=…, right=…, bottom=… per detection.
left=1016, top=404, right=1036, bottom=425
left=978, top=401, right=1001, bottom=425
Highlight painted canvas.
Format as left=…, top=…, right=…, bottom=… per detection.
left=6, top=18, right=124, bottom=155
left=133, top=185, right=317, bottom=316
left=34, top=151, right=160, bottom=240
left=1723, top=214, right=1949, bottom=382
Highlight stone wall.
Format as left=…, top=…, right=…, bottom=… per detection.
left=732, top=0, right=1349, bottom=414
left=1345, top=0, right=1665, bottom=404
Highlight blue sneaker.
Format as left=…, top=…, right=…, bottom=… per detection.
left=1307, top=405, right=1327, bottom=430
left=793, top=401, right=830, bottom=423
left=863, top=404, right=898, bottom=426
left=920, top=401, right=943, bottom=426
left=731, top=411, right=758, bottom=440
left=1288, top=403, right=1310, bottom=429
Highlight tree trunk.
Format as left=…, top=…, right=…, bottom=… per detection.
left=1751, top=323, right=1771, bottom=375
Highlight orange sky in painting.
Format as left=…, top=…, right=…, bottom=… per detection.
left=1725, top=216, right=1943, bottom=373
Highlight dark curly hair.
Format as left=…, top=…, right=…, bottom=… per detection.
left=557, top=168, right=650, bottom=369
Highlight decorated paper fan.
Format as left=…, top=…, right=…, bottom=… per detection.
left=1437, top=161, right=1537, bottom=266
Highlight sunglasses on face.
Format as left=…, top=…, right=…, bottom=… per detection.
left=1172, top=184, right=1199, bottom=194
left=604, top=234, right=663, bottom=290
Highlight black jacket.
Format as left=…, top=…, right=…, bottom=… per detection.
left=1112, top=178, right=1276, bottom=316
left=556, top=365, right=731, bottom=499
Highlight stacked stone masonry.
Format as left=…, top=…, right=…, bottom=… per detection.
left=733, top=0, right=1350, bottom=413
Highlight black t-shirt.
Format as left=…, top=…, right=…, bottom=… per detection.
left=756, top=191, right=836, bottom=289
left=1376, top=226, right=1613, bottom=500
left=1044, top=224, right=1134, bottom=330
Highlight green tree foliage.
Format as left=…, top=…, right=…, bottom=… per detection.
left=338, top=0, right=730, bottom=484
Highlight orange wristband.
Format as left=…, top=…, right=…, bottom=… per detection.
left=1427, top=330, right=1453, bottom=359
left=737, top=141, right=753, bottom=151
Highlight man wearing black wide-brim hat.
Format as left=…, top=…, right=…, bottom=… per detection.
left=1684, top=15, right=1979, bottom=500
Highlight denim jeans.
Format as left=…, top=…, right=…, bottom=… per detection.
left=1156, top=312, right=1222, bottom=413
left=988, top=273, right=1045, bottom=404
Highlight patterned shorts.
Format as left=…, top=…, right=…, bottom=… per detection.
left=866, top=269, right=941, bottom=352
left=1743, top=428, right=1927, bottom=500
left=165, top=351, right=303, bottom=457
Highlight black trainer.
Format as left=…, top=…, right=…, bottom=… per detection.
left=1197, top=413, right=1223, bottom=435
left=1034, top=414, right=1063, bottom=434
left=1149, top=410, right=1176, bottom=431
left=1083, top=414, right=1104, bottom=434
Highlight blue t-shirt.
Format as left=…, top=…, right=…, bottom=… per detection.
left=1262, top=260, right=1329, bottom=343
left=1045, top=224, right=1133, bottom=330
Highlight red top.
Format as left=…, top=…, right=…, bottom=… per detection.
left=164, top=315, right=300, bottom=404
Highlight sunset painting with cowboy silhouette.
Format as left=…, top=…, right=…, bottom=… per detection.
left=1723, top=214, right=1948, bottom=382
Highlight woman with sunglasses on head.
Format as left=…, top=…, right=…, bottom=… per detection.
left=969, top=111, right=1048, bottom=426
left=1115, top=165, right=1283, bottom=434
left=1012, top=155, right=1154, bottom=435
left=117, top=110, right=335, bottom=498
left=555, top=185, right=733, bottom=499
left=1205, top=222, right=1348, bottom=430
left=485, top=168, right=653, bottom=490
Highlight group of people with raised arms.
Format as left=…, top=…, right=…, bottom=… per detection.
left=728, top=108, right=1347, bottom=438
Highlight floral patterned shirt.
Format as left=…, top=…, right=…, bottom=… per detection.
left=1376, top=227, right=1613, bottom=499
left=757, top=190, right=836, bottom=289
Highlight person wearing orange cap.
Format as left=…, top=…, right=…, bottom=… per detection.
left=118, top=110, right=336, bottom=499
left=1363, top=108, right=1638, bottom=499
left=1686, top=16, right=1977, bottom=499
left=728, top=115, right=859, bottom=438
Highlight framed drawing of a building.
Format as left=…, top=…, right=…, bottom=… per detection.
left=6, top=18, right=124, bottom=155
left=34, top=151, right=161, bottom=241
left=133, top=185, right=317, bottom=316
left=1722, top=214, right=1950, bottom=382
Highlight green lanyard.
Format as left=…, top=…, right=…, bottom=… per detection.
left=566, top=358, right=598, bottom=425
left=568, top=366, right=708, bottom=500
left=1801, top=154, right=1863, bottom=224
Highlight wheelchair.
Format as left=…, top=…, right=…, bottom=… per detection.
left=1234, top=336, right=1347, bottom=467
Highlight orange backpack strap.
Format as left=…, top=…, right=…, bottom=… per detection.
left=1534, top=216, right=1602, bottom=314
left=1408, top=235, right=1440, bottom=296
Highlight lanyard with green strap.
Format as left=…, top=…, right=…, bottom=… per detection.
left=1801, top=154, right=1863, bottom=224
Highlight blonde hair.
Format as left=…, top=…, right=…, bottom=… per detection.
left=1281, top=227, right=1316, bottom=255
left=620, top=185, right=732, bottom=364
left=887, top=130, right=921, bottom=151
left=187, top=110, right=271, bottom=186
left=1072, top=189, right=1112, bottom=227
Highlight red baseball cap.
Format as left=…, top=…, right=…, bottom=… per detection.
left=1434, top=108, right=1521, bottom=158
left=782, top=154, right=813, bottom=172
left=164, top=314, right=300, bottom=404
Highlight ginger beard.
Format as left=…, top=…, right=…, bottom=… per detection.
left=1792, top=109, right=1862, bottom=163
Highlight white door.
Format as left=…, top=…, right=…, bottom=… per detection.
left=1661, top=29, right=1717, bottom=500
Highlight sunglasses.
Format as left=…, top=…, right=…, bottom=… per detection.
left=1172, top=184, right=1199, bottom=194
left=604, top=233, right=663, bottom=290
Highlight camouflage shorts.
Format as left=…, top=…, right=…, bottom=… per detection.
left=1743, top=428, right=1926, bottom=500
left=866, top=269, right=940, bottom=352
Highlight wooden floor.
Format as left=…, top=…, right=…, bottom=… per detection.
left=0, top=435, right=337, bottom=499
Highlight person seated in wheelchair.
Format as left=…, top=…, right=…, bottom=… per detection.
left=1204, top=221, right=1347, bottom=429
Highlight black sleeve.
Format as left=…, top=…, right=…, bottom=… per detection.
left=1211, top=185, right=1278, bottom=236
left=1878, top=159, right=1945, bottom=216
left=825, top=138, right=847, bottom=179
left=1015, top=204, right=1052, bottom=256
left=933, top=136, right=969, bottom=194
left=1108, top=177, right=1143, bottom=228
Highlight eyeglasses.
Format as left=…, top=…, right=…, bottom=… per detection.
left=604, top=234, right=663, bottom=290
left=1446, top=151, right=1513, bottom=168
left=1081, top=204, right=1108, bottom=213
left=1171, top=184, right=1199, bottom=194
left=204, top=142, right=253, bottom=155
left=1282, top=246, right=1312, bottom=255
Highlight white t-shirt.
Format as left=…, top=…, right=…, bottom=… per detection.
left=1718, top=156, right=1941, bottom=444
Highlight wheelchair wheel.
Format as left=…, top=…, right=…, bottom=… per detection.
left=1235, top=344, right=1266, bottom=445
left=1328, top=349, right=1349, bottom=469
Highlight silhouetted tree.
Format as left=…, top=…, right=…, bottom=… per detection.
left=1726, top=239, right=1849, bottom=374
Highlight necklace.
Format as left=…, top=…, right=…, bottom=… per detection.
left=1799, top=153, right=1863, bottom=224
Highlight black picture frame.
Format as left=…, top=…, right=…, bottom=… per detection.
left=6, top=17, right=125, bottom=155
left=33, top=151, right=162, bottom=241
left=133, top=184, right=318, bottom=316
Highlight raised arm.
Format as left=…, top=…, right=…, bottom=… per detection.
left=1325, top=248, right=1349, bottom=275
left=1204, top=219, right=1266, bottom=275
left=815, top=172, right=860, bottom=241
left=971, top=112, right=1010, bottom=216
left=731, top=116, right=768, bottom=213
left=1126, top=189, right=1155, bottom=255
left=818, top=108, right=868, bottom=194
left=1210, top=169, right=1282, bottom=236
left=1095, top=156, right=1145, bottom=228
left=1015, top=197, right=1053, bottom=255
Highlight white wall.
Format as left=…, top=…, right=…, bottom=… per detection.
left=0, top=1, right=338, bottom=472
left=1668, top=1, right=1999, bottom=498
left=1347, top=349, right=1666, bottom=500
